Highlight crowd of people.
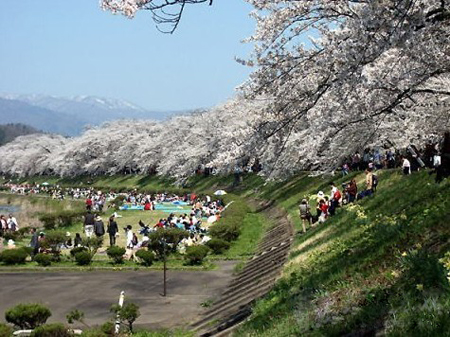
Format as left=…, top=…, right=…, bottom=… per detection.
left=0, top=182, right=227, bottom=261
left=74, top=193, right=224, bottom=259
left=299, top=166, right=379, bottom=233
left=340, top=143, right=443, bottom=176
left=299, top=139, right=447, bottom=234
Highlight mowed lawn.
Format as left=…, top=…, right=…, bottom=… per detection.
left=62, top=204, right=193, bottom=253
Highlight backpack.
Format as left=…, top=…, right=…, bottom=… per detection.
left=372, top=174, right=378, bottom=189
left=333, top=190, right=342, bottom=200
left=132, top=233, right=138, bottom=246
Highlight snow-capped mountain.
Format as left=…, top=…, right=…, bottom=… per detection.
left=0, top=94, right=181, bottom=136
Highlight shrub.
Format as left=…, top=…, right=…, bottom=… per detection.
left=38, top=214, right=57, bottom=230
left=106, top=246, right=126, bottom=264
left=2, top=231, right=18, bottom=242
left=100, top=321, right=115, bottom=335
left=41, top=230, right=66, bottom=261
left=39, top=210, right=85, bottom=230
left=70, top=246, right=88, bottom=258
left=206, top=238, right=231, bottom=254
left=185, top=245, right=210, bottom=265
left=31, top=323, right=72, bottom=337
left=34, top=254, right=52, bottom=267
left=148, top=228, right=188, bottom=259
left=0, top=247, right=29, bottom=265
left=209, top=223, right=241, bottom=242
left=17, top=226, right=31, bottom=237
left=135, top=249, right=155, bottom=266
left=58, top=210, right=84, bottom=227
left=21, top=246, right=34, bottom=256
left=5, top=303, right=51, bottom=329
left=0, top=323, right=13, bottom=337
left=82, top=237, right=103, bottom=257
left=110, top=303, right=140, bottom=333
left=111, top=195, right=126, bottom=210
left=80, top=328, right=108, bottom=337
left=74, top=251, right=93, bottom=266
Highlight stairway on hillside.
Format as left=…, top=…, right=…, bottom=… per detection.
left=190, top=202, right=294, bottom=336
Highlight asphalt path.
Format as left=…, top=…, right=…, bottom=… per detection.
left=0, top=261, right=236, bottom=330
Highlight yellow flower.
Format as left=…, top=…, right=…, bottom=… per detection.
left=416, top=284, right=424, bottom=291
left=401, top=252, right=407, bottom=257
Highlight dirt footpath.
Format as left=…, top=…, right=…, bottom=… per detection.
left=0, top=261, right=236, bottom=330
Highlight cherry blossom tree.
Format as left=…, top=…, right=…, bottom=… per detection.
left=101, top=0, right=213, bottom=33
left=239, top=0, right=450, bottom=175
left=0, top=0, right=448, bottom=179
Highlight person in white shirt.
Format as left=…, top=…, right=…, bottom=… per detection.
left=126, top=225, right=134, bottom=248
left=401, top=156, right=411, bottom=175
left=7, top=214, right=18, bottom=232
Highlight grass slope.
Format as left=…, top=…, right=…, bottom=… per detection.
left=235, top=170, right=450, bottom=336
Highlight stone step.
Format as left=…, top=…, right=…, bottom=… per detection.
left=192, top=282, right=273, bottom=332
left=228, top=250, right=287, bottom=290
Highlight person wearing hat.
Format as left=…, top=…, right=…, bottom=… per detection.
left=299, top=199, right=311, bottom=233
left=94, top=215, right=105, bottom=239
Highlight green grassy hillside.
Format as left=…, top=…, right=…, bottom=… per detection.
left=235, top=170, right=450, bottom=336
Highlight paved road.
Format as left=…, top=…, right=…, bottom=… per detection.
left=0, top=261, right=236, bottom=330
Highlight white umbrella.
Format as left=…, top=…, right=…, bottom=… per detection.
left=214, top=190, right=227, bottom=196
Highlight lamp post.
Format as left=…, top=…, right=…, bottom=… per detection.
left=161, top=238, right=167, bottom=297
left=115, top=291, right=125, bottom=334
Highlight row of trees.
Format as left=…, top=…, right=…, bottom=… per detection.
left=0, top=0, right=448, bottom=179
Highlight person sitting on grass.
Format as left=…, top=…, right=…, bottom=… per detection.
left=74, top=233, right=82, bottom=247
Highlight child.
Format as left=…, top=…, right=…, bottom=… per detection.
left=319, top=198, right=329, bottom=223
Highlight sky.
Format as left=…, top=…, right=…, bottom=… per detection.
left=0, top=0, right=255, bottom=111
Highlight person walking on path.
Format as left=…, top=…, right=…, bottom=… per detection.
left=107, top=215, right=119, bottom=246
left=94, top=215, right=105, bottom=239
left=299, top=199, right=312, bottom=233
left=84, top=211, right=95, bottom=238
left=29, top=228, right=39, bottom=258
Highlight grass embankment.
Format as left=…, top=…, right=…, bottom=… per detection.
left=233, top=170, right=450, bottom=336
left=209, top=194, right=271, bottom=261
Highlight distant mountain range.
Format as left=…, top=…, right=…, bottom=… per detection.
left=0, top=94, right=183, bottom=136
left=0, top=123, right=42, bottom=145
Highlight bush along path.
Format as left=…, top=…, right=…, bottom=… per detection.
left=190, top=199, right=294, bottom=336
